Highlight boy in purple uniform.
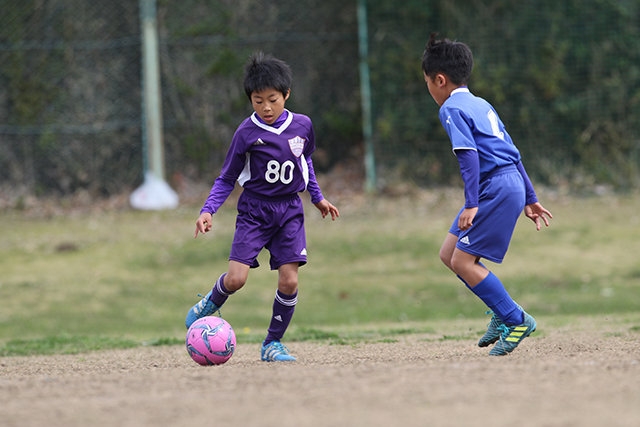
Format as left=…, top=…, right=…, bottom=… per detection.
left=186, top=52, right=339, bottom=362
left=422, top=33, right=553, bottom=355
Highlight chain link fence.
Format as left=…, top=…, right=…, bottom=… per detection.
left=365, top=0, right=640, bottom=190
left=0, top=0, right=360, bottom=204
left=2, top=0, right=640, bottom=207
left=0, top=0, right=142, bottom=199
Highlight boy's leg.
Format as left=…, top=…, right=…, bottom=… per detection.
left=446, top=247, right=506, bottom=346
left=453, top=248, right=522, bottom=325
left=439, top=233, right=458, bottom=272
left=185, top=261, right=249, bottom=329
left=442, top=234, right=497, bottom=344
left=452, top=248, right=536, bottom=354
left=262, top=262, right=298, bottom=362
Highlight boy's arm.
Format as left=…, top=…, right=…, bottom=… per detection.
left=200, top=176, right=236, bottom=215
left=455, top=149, right=480, bottom=231
left=305, top=155, right=324, bottom=204
left=516, top=160, right=553, bottom=230
left=302, top=116, right=338, bottom=220
left=314, top=198, right=339, bottom=221
left=195, top=212, right=213, bottom=238
left=455, top=148, right=479, bottom=209
left=199, top=127, right=249, bottom=217
left=196, top=174, right=236, bottom=238
left=305, top=156, right=339, bottom=220
left=515, top=160, right=538, bottom=205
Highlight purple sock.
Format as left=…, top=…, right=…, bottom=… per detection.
left=209, top=273, right=234, bottom=308
left=264, top=290, right=297, bottom=344
left=469, top=272, right=523, bottom=325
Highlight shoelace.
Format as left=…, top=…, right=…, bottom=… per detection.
left=496, top=324, right=510, bottom=335
left=268, top=342, right=291, bottom=354
left=196, top=294, right=221, bottom=316
left=496, top=323, right=511, bottom=346
left=484, top=310, right=503, bottom=329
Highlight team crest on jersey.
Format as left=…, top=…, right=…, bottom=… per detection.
left=288, top=136, right=305, bottom=158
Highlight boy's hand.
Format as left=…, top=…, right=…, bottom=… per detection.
left=524, top=202, right=553, bottom=231
left=314, top=199, right=339, bottom=221
left=458, top=207, right=477, bottom=231
left=195, top=212, right=213, bottom=238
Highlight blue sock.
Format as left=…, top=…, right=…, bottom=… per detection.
left=209, top=273, right=234, bottom=308
left=469, top=272, right=523, bottom=325
left=264, top=290, right=297, bottom=345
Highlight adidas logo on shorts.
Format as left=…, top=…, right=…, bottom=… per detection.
left=459, top=236, right=471, bottom=245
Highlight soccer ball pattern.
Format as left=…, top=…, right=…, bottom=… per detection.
left=186, top=316, right=236, bottom=365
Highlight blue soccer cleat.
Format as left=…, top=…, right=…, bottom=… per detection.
left=185, top=290, right=221, bottom=329
left=261, top=341, right=296, bottom=362
left=478, top=311, right=504, bottom=347
left=479, top=305, right=524, bottom=347
left=489, top=312, right=537, bottom=356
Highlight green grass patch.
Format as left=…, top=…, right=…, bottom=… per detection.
left=0, top=335, right=183, bottom=357
left=2, top=192, right=640, bottom=355
left=0, top=336, right=140, bottom=357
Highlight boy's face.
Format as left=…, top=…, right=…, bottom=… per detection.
left=424, top=71, right=448, bottom=107
left=251, top=88, right=290, bottom=124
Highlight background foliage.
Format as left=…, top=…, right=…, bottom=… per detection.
left=1, top=0, right=640, bottom=199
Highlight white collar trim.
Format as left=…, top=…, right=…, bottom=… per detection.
left=250, top=109, right=293, bottom=135
left=451, top=87, right=470, bottom=96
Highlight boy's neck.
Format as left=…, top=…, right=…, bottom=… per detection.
left=255, top=109, right=289, bottom=127
left=443, top=85, right=469, bottom=103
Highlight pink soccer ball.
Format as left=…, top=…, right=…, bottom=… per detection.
left=186, top=316, right=236, bottom=365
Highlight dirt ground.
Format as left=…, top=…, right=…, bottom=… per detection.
left=1, top=316, right=639, bottom=427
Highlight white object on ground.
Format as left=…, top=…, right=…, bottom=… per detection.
left=129, top=172, right=179, bottom=210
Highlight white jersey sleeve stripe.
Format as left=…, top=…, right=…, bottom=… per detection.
left=237, top=153, right=251, bottom=187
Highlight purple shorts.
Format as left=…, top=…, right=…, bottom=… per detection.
left=230, top=191, right=307, bottom=270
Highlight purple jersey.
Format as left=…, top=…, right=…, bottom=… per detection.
left=201, top=110, right=324, bottom=214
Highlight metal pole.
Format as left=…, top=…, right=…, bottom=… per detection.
left=140, top=0, right=165, bottom=180
left=357, top=0, right=376, bottom=193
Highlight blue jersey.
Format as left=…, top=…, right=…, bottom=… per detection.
left=439, top=88, right=521, bottom=181
left=201, top=110, right=324, bottom=214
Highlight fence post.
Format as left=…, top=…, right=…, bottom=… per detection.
left=358, top=0, right=376, bottom=194
left=140, top=0, right=165, bottom=181
left=130, top=0, right=178, bottom=210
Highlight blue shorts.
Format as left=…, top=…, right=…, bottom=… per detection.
left=230, top=190, right=307, bottom=270
left=449, top=165, right=525, bottom=264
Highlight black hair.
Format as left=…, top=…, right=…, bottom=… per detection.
left=421, top=32, right=474, bottom=86
left=243, top=52, right=292, bottom=101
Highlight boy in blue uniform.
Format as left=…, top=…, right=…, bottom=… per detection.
left=421, top=33, right=552, bottom=356
left=186, top=52, right=339, bottom=361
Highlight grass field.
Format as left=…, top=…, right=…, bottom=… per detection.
left=1, top=188, right=639, bottom=355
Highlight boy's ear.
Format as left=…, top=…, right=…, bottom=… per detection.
left=435, top=73, right=448, bottom=88
left=284, top=89, right=291, bottom=100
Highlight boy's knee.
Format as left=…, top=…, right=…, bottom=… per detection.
left=278, top=277, right=298, bottom=295
left=224, top=273, right=247, bottom=292
left=450, top=255, right=473, bottom=277
left=450, top=256, right=463, bottom=274
left=439, top=250, right=453, bottom=271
